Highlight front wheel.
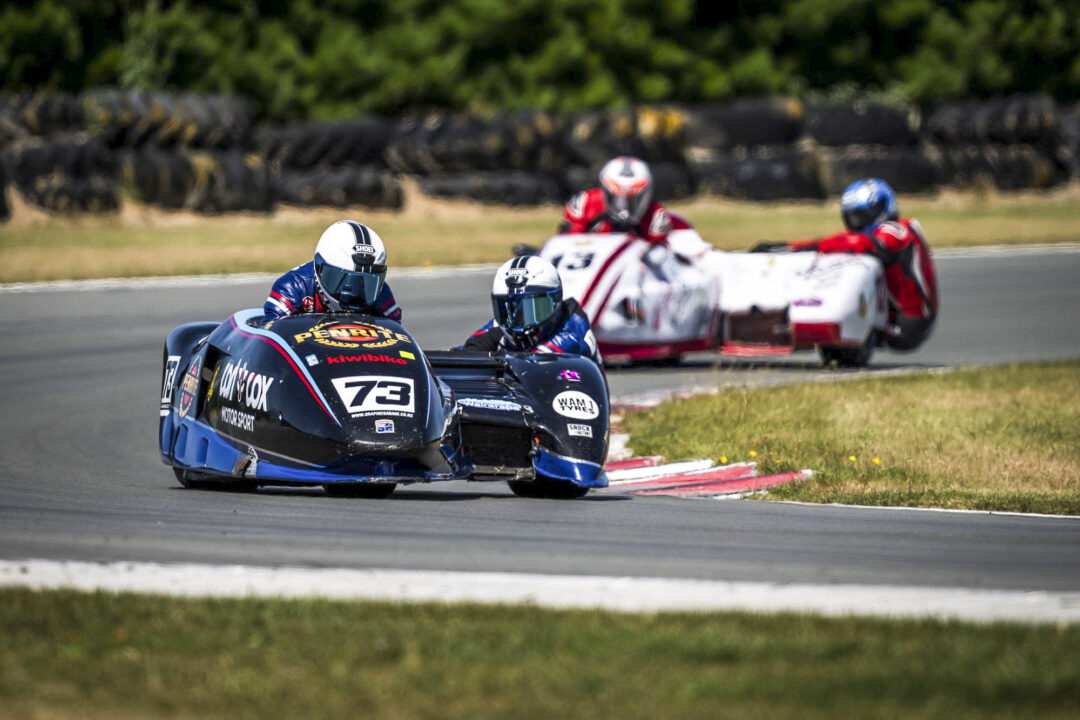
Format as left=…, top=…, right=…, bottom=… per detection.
left=173, top=468, right=257, bottom=492
left=508, top=477, right=589, bottom=499
left=323, top=482, right=397, bottom=499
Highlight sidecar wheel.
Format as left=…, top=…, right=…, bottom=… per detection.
left=509, top=477, right=589, bottom=499
left=819, top=332, right=876, bottom=368
left=173, top=468, right=257, bottom=492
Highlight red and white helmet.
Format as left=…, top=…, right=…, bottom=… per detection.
left=599, top=156, right=653, bottom=228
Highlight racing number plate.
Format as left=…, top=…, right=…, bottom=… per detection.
left=330, top=376, right=415, bottom=417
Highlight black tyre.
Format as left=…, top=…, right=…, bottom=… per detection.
left=323, top=482, right=397, bottom=498
left=508, top=477, right=589, bottom=499
left=819, top=332, right=875, bottom=368
left=173, top=467, right=257, bottom=492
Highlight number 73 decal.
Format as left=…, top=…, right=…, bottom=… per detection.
left=330, top=376, right=415, bottom=417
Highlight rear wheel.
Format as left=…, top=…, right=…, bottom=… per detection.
left=819, top=332, right=876, bottom=368
left=323, top=482, right=397, bottom=499
left=508, top=477, right=589, bottom=499
left=173, top=468, right=257, bottom=492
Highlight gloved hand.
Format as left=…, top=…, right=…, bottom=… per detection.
left=749, top=241, right=789, bottom=253
left=512, top=243, right=540, bottom=257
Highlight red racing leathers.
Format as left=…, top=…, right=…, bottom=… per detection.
left=789, top=219, right=938, bottom=350
left=558, top=188, right=692, bottom=245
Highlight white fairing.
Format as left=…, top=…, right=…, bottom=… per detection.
left=539, top=233, right=720, bottom=348
left=538, top=231, right=887, bottom=357
left=706, top=251, right=888, bottom=346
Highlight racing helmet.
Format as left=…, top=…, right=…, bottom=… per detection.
left=840, top=178, right=899, bottom=233
left=599, top=156, right=653, bottom=229
left=313, top=220, right=388, bottom=312
left=491, top=256, right=563, bottom=347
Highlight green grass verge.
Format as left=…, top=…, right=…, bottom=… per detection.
left=621, top=360, right=1080, bottom=514
left=2, top=187, right=1079, bottom=282
left=2, top=588, right=1079, bottom=720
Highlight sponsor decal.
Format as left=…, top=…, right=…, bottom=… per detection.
left=567, top=423, right=592, bottom=438
left=217, top=360, right=275, bottom=412
left=552, top=390, right=599, bottom=420
left=206, top=364, right=219, bottom=403
left=399, top=350, right=415, bottom=360
left=161, top=355, right=181, bottom=410
left=327, top=353, right=407, bottom=366
left=457, top=398, right=523, bottom=412
left=301, top=296, right=316, bottom=312
left=294, top=320, right=411, bottom=350
left=178, top=355, right=202, bottom=419
left=305, top=354, right=319, bottom=367
left=331, top=376, right=415, bottom=418
left=221, top=406, right=255, bottom=432
left=793, top=298, right=823, bottom=307
left=558, top=369, right=581, bottom=382
left=375, top=419, right=395, bottom=434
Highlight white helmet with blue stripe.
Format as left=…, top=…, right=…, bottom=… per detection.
left=314, top=220, right=387, bottom=312
left=491, top=256, right=563, bottom=346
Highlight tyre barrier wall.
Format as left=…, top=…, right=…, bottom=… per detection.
left=116, top=149, right=275, bottom=213
left=1, top=90, right=1078, bottom=220
left=274, top=167, right=402, bottom=210
left=82, top=88, right=255, bottom=151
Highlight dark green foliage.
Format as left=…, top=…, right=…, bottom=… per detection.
left=2, top=1, right=1080, bottom=121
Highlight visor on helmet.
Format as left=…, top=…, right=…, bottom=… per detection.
left=492, top=289, right=560, bottom=332
left=842, top=205, right=884, bottom=233
left=315, top=253, right=386, bottom=311
left=604, top=189, right=648, bottom=227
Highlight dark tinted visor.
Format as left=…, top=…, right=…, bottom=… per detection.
left=492, top=291, right=559, bottom=331
left=604, top=190, right=644, bottom=225
left=316, top=254, right=386, bottom=310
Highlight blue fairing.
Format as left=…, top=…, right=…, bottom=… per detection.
left=163, top=410, right=470, bottom=483
left=533, top=448, right=608, bottom=488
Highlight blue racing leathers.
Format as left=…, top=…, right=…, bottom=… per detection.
left=263, top=261, right=402, bottom=321
left=461, top=298, right=601, bottom=365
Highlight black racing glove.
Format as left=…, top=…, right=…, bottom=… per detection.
left=749, top=241, right=789, bottom=253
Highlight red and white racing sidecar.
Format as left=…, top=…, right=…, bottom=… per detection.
left=537, top=230, right=891, bottom=366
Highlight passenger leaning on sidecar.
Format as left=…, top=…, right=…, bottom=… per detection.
left=460, top=256, right=602, bottom=366
left=263, top=220, right=402, bottom=322
left=753, top=178, right=939, bottom=351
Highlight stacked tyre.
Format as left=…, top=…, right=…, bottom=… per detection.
left=924, top=95, right=1069, bottom=191
left=115, top=149, right=275, bottom=212
left=1, top=133, right=118, bottom=213
left=682, top=98, right=825, bottom=201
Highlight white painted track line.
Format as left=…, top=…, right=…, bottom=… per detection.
left=0, top=263, right=499, bottom=294
left=2, top=560, right=1078, bottom=624
left=4, top=242, right=1079, bottom=295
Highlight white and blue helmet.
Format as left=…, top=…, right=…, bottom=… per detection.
left=840, top=178, right=898, bottom=233
left=491, top=256, right=563, bottom=345
left=314, top=220, right=387, bottom=312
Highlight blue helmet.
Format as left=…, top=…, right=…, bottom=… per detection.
left=840, top=178, right=898, bottom=233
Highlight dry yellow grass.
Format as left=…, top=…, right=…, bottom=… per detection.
left=2, top=182, right=1079, bottom=282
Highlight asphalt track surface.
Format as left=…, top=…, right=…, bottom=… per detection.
left=1, top=246, right=1079, bottom=594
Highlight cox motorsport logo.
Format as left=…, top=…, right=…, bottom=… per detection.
left=217, top=359, right=275, bottom=412
left=294, top=320, right=412, bottom=350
